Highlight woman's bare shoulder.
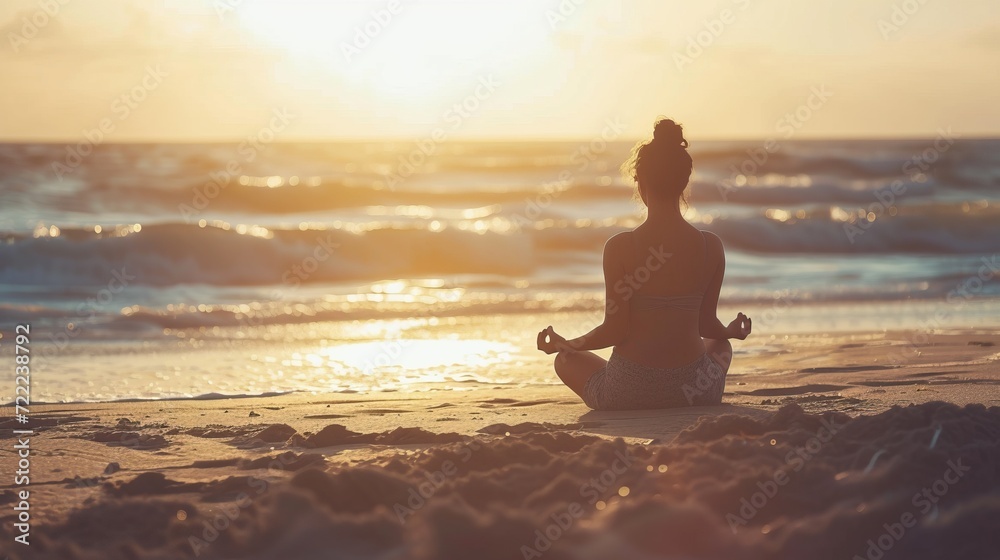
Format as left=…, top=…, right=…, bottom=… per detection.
left=699, top=230, right=725, bottom=258
left=601, top=231, right=635, bottom=262
left=604, top=231, right=635, bottom=249
left=699, top=229, right=722, bottom=245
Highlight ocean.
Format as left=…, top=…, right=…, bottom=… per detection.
left=1, top=138, right=998, bottom=402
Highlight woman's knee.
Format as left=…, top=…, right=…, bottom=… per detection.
left=704, top=338, right=733, bottom=370
left=554, top=349, right=580, bottom=371
left=704, top=337, right=732, bottom=353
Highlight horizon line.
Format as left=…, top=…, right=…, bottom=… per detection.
left=2, top=133, right=998, bottom=144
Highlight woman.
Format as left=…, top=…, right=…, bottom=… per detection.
left=536, top=118, right=751, bottom=410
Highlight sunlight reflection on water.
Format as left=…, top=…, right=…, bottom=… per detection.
left=307, top=338, right=517, bottom=387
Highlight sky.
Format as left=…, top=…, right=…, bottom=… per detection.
left=0, top=0, right=997, bottom=141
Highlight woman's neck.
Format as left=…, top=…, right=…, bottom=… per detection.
left=645, top=202, right=685, bottom=226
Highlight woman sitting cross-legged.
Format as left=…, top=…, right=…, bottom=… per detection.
left=536, top=118, right=751, bottom=411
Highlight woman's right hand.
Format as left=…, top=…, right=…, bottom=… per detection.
left=726, top=312, right=752, bottom=340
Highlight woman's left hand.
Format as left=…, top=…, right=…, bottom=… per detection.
left=536, top=326, right=567, bottom=354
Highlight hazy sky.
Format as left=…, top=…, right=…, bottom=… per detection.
left=1, top=0, right=997, bottom=141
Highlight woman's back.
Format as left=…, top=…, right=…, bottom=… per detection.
left=538, top=117, right=749, bottom=411
left=614, top=223, right=717, bottom=368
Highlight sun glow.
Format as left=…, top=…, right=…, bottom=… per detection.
left=313, top=339, right=515, bottom=385
left=235, top=0, right=551, bottom=103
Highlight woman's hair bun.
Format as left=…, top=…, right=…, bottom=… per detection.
left=652, top=118, right=688, bottom=148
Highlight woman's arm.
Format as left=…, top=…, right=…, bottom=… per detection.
left=699, top=232, right=751, bottom=340
left=551, top=234, right=632, bottom=352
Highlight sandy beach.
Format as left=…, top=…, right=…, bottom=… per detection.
left=4, top=330, right=998, bottom=559
left=3, top=2, right=1000, bottom=556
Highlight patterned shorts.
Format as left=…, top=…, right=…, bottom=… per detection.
left=582, top=352, right=727, bottom=411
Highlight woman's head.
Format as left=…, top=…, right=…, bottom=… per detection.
left=621, top=118, right=693, bottom=209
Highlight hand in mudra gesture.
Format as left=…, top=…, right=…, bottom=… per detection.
left=536, top=326, right=568, bottom=354
left=727, top=312, right=752, bottom=340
